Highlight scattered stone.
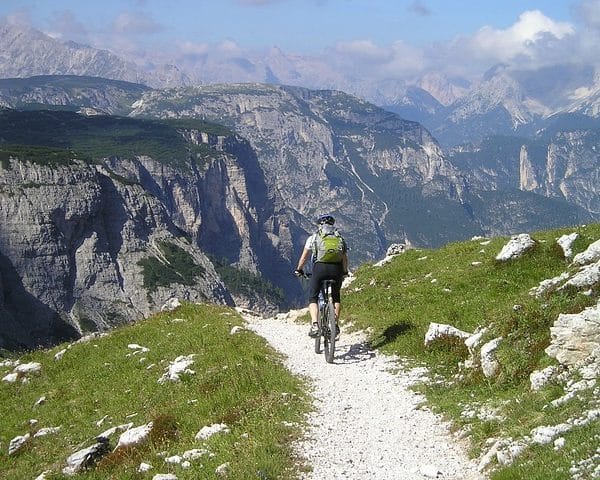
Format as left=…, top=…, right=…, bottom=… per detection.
left=557, top=233, right=578, bottom=258
left=152, top=474, right=178, bottom=480
left=34, top=395, right=47, bottom=406
left=182, top=448, right=211, bottom=460
left=195, top=423, right=230, bottom=441
left=481, top=338, right=502, bottom=378
left=159, top=355, right=196, bottom=384
left=8, top=433, right=30, bottom=455
left=496, top=234, right=535, bottom=261
left=98, top=423, right=133, bottom=440
left=138, top=462, right=153, bottom=472
left=116, top=422, right=153, bottom=449
left=2, top=372, right=18, bottom=383
left=530, top=272, right=570, bottom=298
left=562, top=260, right=600, bottom=290
left=215, top=462, right=230, bottom=477
left=230, top=326, right=244, bottom=335
left=128, top=343, right=149, bottom=353
left=554, top=437, right=566, bottom=450
left=424, top=322, right=471, bottom=347
left=54, top=349, right=67, bottom=360
left=162, top=297, right=182, bottom=311
left=62, top=438, right=110, bottom=475
left=15, top=362, right=42, bottom=374
left=34, top=426, right=61, bottom=437
left=34, top=471, right=51, bottom=480
left=573, top=239, right=600, bottom=265
left=464, top=328, right=488, bottom=355
left=530, top=366, right=559, bottom=391
left=165, top=455, right=182, bottom=464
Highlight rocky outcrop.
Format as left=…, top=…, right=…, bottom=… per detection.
left=0, top=155, right=236, bottom=349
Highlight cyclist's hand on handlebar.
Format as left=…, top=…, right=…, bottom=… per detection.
left=294, top=268, right=304, bottom=277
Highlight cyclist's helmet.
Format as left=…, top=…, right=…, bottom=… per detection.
left=316, top=214, right=335, bottom=225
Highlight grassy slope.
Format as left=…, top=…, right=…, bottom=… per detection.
left=0, top=304, right=309, bottom=479
left=343, top=222, right=600, bottom=479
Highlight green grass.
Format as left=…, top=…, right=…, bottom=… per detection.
left=138, top=241, right=206, bottom=293
left=0, top=303, right=309, bottom=479
left=343, top=222, right=600, bottom=478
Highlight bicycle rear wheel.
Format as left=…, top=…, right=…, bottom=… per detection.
left=314, top=312, right=322, bottom=354
left=323, top=300, right=336, bottom=363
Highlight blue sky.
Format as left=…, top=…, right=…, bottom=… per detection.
left=1, top=1, right=599, bottom=81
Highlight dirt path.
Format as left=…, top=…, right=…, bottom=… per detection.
left=243, top=309, right=485, bottom=480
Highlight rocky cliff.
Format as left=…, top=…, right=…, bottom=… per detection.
left=0, top=118, right=299, bottom=349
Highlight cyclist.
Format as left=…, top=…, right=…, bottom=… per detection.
left=294, top=214, right=349, bottom=337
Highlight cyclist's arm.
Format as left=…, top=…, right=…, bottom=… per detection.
left=297, top=248, right=311, bottom=271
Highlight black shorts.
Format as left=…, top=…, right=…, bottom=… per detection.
left=308, top=262, right=344, bottom=303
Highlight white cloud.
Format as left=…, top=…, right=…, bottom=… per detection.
left=467, top=10, right=574, bottom=63
left=333, top=40, right=392, bottom=63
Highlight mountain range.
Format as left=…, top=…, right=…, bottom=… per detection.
left=0, top=23, right=599, bottom=348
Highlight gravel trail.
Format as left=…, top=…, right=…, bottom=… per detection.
left=243, top=310, right=485, bottom=480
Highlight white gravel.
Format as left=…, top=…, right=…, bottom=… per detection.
left=243, top=310, right=485, bottom=480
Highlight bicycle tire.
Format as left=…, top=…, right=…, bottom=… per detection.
left=314, top=311, right=322, bottom=354
left=324, top=299, right=336, bottom=363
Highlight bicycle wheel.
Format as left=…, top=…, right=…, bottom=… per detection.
left=324, top=300, right=336, bottom=363
left=314, top=310, right=322, bottom=354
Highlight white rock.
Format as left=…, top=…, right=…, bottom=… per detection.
left=215, top=462, right=230, bottom=477
left=128, top=343, right=149, bottom=353
left=152, top=474, right=178, bottom=480
left=481, top=337, right=502, bottom=378
left=2, top=372, right=18, bottom=383
left=161, top=297, right=182, bottom=311
left=554, top=437, right=566, bottom=450
left=424, top=322, right=471, bottom=346
left=531, top=423, right=571, bottom=444
left=159, top=355, right=196, bottom=384
left=195, top=423, right=230, bottom=441
left=14, top=362, right=42, bottom=374
left=181, top=460, right=191, bottom=469
left=165, top=455, right=182, bottom=464
left=182, top=448, right=210, bottom=460
left=230, top=326, right=244, bottom=335
left=573, top=239, right=600, bottom=265
left=563, top=260, right=600, bottom=290
left=54, top=349, right=67, bottom=360
left=34, top=395, right=47, bottom=406
left=8, top=433, right=30, bottom=455
left=529, top=272, right=570, bottom=298
left=98, top=422, right=133, bottom=440
left=34, top=426, right=61, bottom=437
left=138, top=462, right=153, bottom=472
left=530, top=366, right=558, bottom=391
left=116, top=422, right=153, bottom=449
left=34, top=471, right=51, bottom=480
left=464, top=328, right=488, bottom=354
left=557, top=233, right=578, bottom=258
left=496, top=234, right=535, bottom=261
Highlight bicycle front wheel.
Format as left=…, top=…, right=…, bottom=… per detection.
left=323, top=300, right=336, bottom=363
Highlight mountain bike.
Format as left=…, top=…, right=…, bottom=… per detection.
left=315, top=279, right=337, bottom=363
left=296, top=272, right=337, bottom=363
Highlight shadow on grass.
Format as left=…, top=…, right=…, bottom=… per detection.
left=369, top=322, right=414, bottom=349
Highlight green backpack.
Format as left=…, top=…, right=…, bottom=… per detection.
left=312, top=224, right=345, bottom=263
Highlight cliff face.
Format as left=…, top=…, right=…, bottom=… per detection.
left=0, top=128, right=295, bottom=349
left=519, top=131, right=600, bottom=215
left=130, top=84, right=468, bottom=256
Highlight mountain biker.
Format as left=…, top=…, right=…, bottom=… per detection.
left=294, top=214, right=349, bottom=338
